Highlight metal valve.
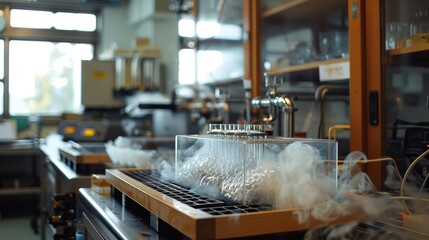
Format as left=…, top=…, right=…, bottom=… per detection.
left=264, top=73, right=284, bottom=88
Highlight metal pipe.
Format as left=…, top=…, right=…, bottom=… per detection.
left=251, top=97, right=277, bottom=123
left=251, top=95, right=295, bottom=137
left=315, top=84, right=349, bottom=101
left=314, top=85, right=349, bottom=138
left=277, top=95, right=295, bottom=137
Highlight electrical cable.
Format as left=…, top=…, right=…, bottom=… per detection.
left=337, top=157, right=403, bottom=183
left=415, top=167, right=429, bottom=213
left=399, top=148, right=429, bottom=214
left=400, top=148, right=429, bottom=196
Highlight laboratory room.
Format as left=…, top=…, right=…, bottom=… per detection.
left=0, top=0, right=428, bottom=239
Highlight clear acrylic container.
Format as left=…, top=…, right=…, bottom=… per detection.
left=174, top=125, right=338, bottom=205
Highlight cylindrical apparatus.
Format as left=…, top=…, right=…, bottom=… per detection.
left=131, top=55, right=160, bottom=91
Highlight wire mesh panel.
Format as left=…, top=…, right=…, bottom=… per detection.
left=123, top=169, right=274, bottom=215
left=123, top=170, right=226, bottom=209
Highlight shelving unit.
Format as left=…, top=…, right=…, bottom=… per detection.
left=266, top=57, right=349, bottom=75
left=249, top=0, right=351, bottom=141
left=0, top=140, right=42, bottom=198
left=358, top=0, right=429, bottom=191
left=388, top=43, right=429, bottom=56
left=258, top=0, right=349, bottom=79
left=261, top=0, right=347, bottom=21
left=388, top=43, right=429, bottom=66
left=0, top=139, right=46, bottom=239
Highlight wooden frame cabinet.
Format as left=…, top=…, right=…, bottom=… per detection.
left=243, top=0, right=385, bottom=189
left=201, top=0, right=429, bottom=190
left=348, top=0, right=384, bottom=189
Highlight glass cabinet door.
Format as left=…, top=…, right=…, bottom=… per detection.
left=256, top=0, right=350, bottom=144
left=383, top=0, right=429, bottom=190
left=260, top=0, right=349, bottom=75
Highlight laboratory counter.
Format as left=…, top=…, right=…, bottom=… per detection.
left=78, top=188, right=310, bottom=240
left=77, top=187, right=429, bottom=240
left=41, top=143, right=92, bottom=194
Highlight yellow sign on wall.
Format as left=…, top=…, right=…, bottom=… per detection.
left=91, top=71, right=108, bottom=80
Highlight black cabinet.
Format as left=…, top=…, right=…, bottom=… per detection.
left=0, top=140, right=46, bottom=239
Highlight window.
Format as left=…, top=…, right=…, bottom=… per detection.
left=9, top=40, right=93, bottom=115
left=176, top=3, right=243, bottom=85
left=0, top=39, right=3, bottom=115
left=178, top=49, right=195, bottom=84
left=10, top=9, right=96, bottom=31
left=0, top=39, right=3, bottom=79
left=0, top=83, right=3, bottom=115
left=1, top=6, right=97, bottom=116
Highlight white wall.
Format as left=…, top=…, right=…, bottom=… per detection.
left=99, top=4, right=136, bottom=52
left=99, top=0, right=179, bottom=93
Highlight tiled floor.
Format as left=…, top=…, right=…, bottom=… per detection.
left=0, top=216, right=52, bottom=240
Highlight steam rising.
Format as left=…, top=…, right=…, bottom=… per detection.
left=105, top=136, right=174, bottom=168
left=163, top=137, right=407, bottom=238
left=103, top=134, right=427, bottom=239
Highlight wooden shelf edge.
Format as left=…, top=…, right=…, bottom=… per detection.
left=266, top=58, right=349, bottom=75
left=261, top=0, right=310, bottom=18
left=389, top=43, right=429, bottom=56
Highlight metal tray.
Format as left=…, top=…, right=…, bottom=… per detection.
left=106, top=168, right=366, bottom=239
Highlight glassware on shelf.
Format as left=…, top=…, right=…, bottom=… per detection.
left=395, top=22, right=410, bottom=48
left=333, top=30, right=349, bottom=58
left=410, top=9, right=429, bottom=35
left=385, top=21, right=412, bottom=50
left=386, top=22, right=398, bottom=50
left=408, top=9, right=429, bottom=47
left=290, top=41, right=318, bottom=65
left=319, top=30, right=348, bottom=59
left=319, top=31, right=333, bottom=59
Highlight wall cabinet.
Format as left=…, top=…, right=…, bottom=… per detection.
left=195, top=0, right=429, bottom=190
left=0, top=140, right=42, bottom=216
left=245, top=0, right=389, bottom=187
left=0, top=140, right=45, bottom=238
left=260, top=0, right=349, bottom=76
left=244, top=0, right=350, bottom=143
left=351, top=0, right=429, bottom=189
left=193, top=1, right=351, bottom=141
left=247, top=0, right=349, bottom=91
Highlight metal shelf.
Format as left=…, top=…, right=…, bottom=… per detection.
left=261, top=0, right=347, bottom=21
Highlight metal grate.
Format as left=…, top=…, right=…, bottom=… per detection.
left=198, top=204, right=272, bottom=215
left=122, top=169, right=273, bottom=215
left=123, top=170, right=225, bottom=208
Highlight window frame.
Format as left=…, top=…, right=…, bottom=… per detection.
left=0, top=3, right=100, bottom=118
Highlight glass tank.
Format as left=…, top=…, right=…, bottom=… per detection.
left=174, top=124, right=338, bottom=205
